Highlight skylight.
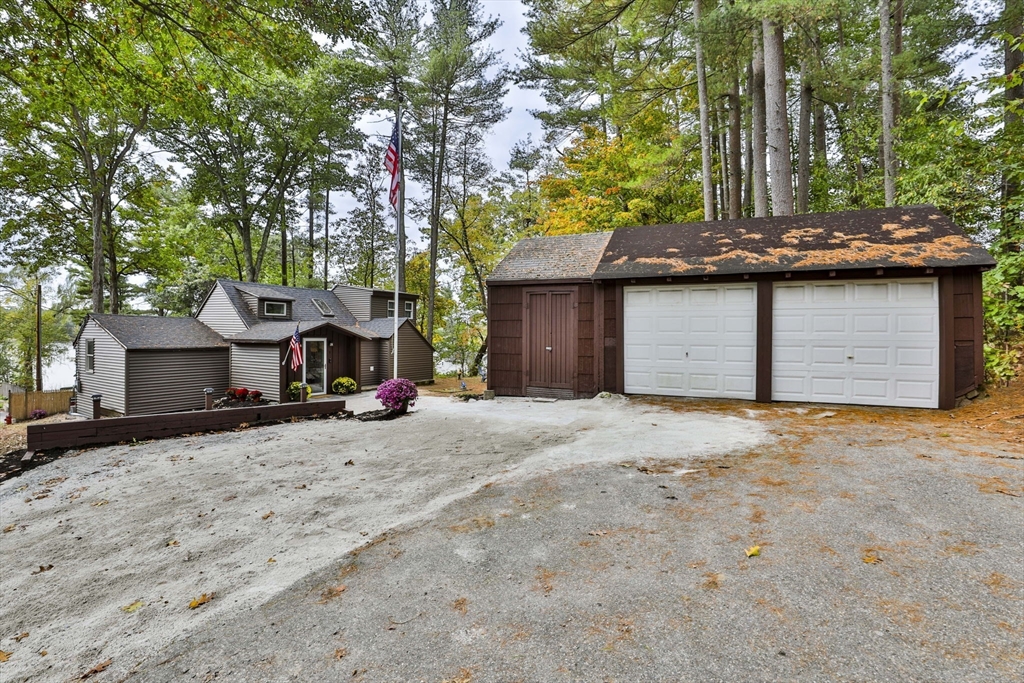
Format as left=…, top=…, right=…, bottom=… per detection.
left=311, top=297, right=334, bottom=317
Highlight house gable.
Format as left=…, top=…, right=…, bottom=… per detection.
left=197, top=281, right=250, bottom=336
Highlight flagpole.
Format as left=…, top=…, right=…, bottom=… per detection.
left=393, top=105, right=402, bottom=380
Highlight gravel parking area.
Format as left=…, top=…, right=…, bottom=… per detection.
left=1, top=389, right=1021, bottom=681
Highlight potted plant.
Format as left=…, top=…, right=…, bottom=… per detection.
left=375, top=378, right=418, bottom=414
left=332, top=377, right=357, bottom=395
left=287, top=381, right=311, bottom=402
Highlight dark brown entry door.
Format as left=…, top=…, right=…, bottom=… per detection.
left=526, top=290, right=575, bottom=390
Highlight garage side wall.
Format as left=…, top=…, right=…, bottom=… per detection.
left=127, top=349, right=229, bottom=415
left=77, top=319, right=126, bottom=417
left=577, top=284, right=597, bottom=396
left=953, top=270, right=983, bottom=396
left=488, top=285, right=525, bottom=396
left=230, top=345, right=281, bottom=402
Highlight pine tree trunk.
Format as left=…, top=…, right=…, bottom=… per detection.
left=717, top=107, right=728, bottom=219
left=91, top=191, right=104, bottom=313
left=728, top=75, right=743, bottom=219
left=427, top=100, right=450, bottom=346
left=694, top=0, right=715, bottom=221
left=281, top=213, right=288, bottom=286
left=751, top=39, right=769, bottom=217
left=1002, top=0, right=1023, bottom=240
left=744, top=63, right=754, bottom=215
left=797, top=57, right=812, bottom=214
left=763, top=18, right=794, bottom=216
left=880, top=0, right=897, bottom=207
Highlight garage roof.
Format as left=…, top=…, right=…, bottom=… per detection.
left=488, top=232, right=612, bottom=282
left=595, top=206, right=995, bottom=278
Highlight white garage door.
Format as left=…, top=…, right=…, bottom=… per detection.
left=772, top=279, right=939, bottom=408
left=623, top=284, right=757, bottom=398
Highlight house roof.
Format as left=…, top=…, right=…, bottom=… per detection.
left=332, top=284, right=420, bottom=299
left=488, top=232, right=613, bottom=282
left=359, top=317, right=412, bottom=339
left=595, top=206, right=996, bottom=278
left=214, top=279, right=358, bottom=326
left=227, top=320, right=377, bottom=343
left=85, top=314, right=227, bottom=350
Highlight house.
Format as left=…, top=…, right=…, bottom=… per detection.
left=486, top=206, right=995, bottom=409
left=74, top=280, right=433, bottom=417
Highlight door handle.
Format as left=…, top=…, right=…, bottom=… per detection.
left=546, top=346, right=552, bottom=351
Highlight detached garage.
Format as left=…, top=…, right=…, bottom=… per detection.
left=486, top=206, right=995, bottom=409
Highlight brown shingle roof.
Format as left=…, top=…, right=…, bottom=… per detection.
left=595, top=206, right=995, bottom=278
left=88, top=315, right=227, bottom=350
left=488, top=232, right=613, bottom=282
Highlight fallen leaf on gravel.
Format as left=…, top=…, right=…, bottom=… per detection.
left=0, top=650, right=10, bottom=662
left=862, top=551, right=883, bottom=564
left=344, top=459, right=355, bottom=466
left=91, top=500, right=109, bottom=507
left=441, top=669, right=473, bottom=683
left=3, top=524, right=15, bottom=533
left=453, top=597, right=468, bottom=614
left=222, top=495, right=236, bottom=502
left=810, top=411, right=836, bottom=419
left=39, top=650, right=47, bottom=656
left=746, top=545, right=761, bottom=557
left=333, top=647, right=347, bottom=660
left=188, top=593, right=214, bottom=609
left=262, top=511, right=274, bottom=520
left=588, top=530, right=609, bottom=536
left=166, top=540, right=179, bottom=547
left=121, top=601, right=144, bottom=613
left=267, top=558, right=276, bottom=563
left=31, top=564, right=53, bottom=575
left=319, top=585, right=347, bottom=603
left=80, top=658, right=112, bottom=678
left=13, top=633, right=28, bottom=642
left=295, top=484, right=306, bottom=489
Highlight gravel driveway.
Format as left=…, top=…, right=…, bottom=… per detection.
left=1, top=393, right=1021, bottom=681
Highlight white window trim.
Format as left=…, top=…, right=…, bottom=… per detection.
left=387, top=300, right=395, bottom=318
left=404, top=301, right=414, bottom=318
left=263, top=301, right=288, bottom=317
left=86, top=339, right=95, bottom=372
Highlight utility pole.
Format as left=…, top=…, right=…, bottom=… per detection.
left=393, top=104, right=404, bottom=380
left=35, top=282, right=42, bottom=391
left=324, top=149, right=331, bottom=290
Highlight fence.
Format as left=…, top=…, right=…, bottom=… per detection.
left=5, top=389, right=74, bottom=421
left=26, top=398, right=349, bottom=451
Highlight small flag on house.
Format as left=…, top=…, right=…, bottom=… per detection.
left=289, top=325, right=303, bottom=371
left=384, top=121, right=401, bottom=208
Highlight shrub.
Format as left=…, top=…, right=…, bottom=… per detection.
left=235, top=387, right=249, bottom=400
left=30, top=409, right=47, bottom=420
left=375, top=378, right=418, bottom=412
left=332, top=377, right=357, bottom=395
left=249, top=389, right=263, bottom=401
left=225, top=387, right=237, bottom=397
left=287, top=381, right=312, bottom=401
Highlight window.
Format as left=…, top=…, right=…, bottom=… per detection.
left=86, top=339, right=95, bottom=372
left=387, top=300, right=395, bottom=318
left=311, top=297, right=334, bottom=317
left=404, top=301, right=414, bottom=318
left=263, top=301, right=287, bottom=317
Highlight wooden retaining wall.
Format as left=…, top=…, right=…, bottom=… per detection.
left=7, top=389, right=74, bottom=421
left=26, top=399, right=348, bottom=451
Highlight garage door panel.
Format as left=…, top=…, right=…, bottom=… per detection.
left=625, top=289, right=652, bottom=306
left=624, top=284, right=756, bottom=399
left=773, top=279, right=938, bottom=408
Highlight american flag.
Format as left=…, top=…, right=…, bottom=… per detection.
left=289, top=325, right=303, bottom=371
left=384, top=121, right=400, bottom=208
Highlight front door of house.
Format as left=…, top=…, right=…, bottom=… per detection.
left=303, top=338, right=327, bottom=394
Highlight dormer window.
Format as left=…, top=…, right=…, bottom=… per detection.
left=263, top=301, right=288, bottom=317
left=311, top=298, right=334, bottom=317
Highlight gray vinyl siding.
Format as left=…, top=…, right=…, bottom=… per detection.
left=239, top=291, right=258, bottom=316
left=370, top=294, right=417, bottom=320
left=380, top=322, right=433, bottom=383
left=333, top=287, right=372, bottom=321
left=360, top=340, right=380, bottom=387
left=126, top=350, right=229, bottom=415
left=77, top=319, right=126, bottom=417
left=230, top=344, right=282, bottom=402
left=197, top=282, right=248, bottom=337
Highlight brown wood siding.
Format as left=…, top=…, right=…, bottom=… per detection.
left=197, top=282, right=247, bottom=337
left=127, top=349, right=229, bottom=415
left=360, top=339, right=380, bottom=386
left=601, top=283, right=617, bottom=393
left=938, top=274, right=956, bottom=409
left=77, top=319, right=126, bottom=417
left=230, top=345, right=282, bottom=402
left=279, top=326, right=359, bottom=399
left=952, top=270, right=982, bottom=396
left=577, top=283, right=596, bottom=395
left=487, top=285, right=525, bottom=396
left=755, top=281, right=773, bottom=402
